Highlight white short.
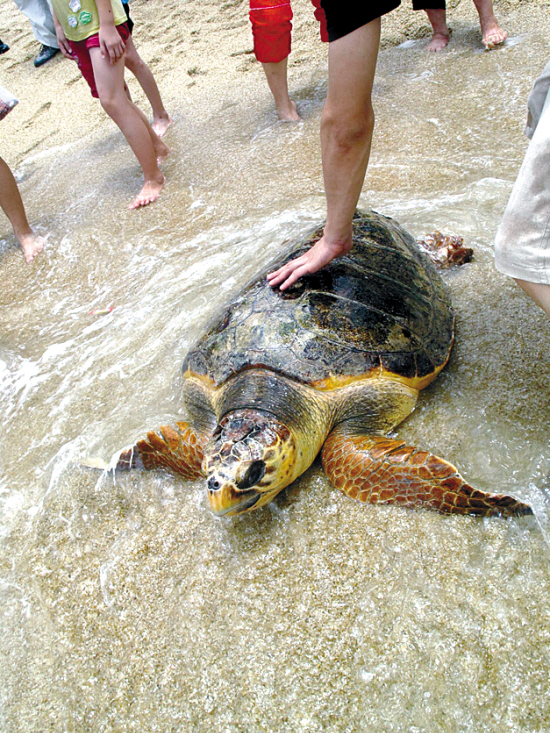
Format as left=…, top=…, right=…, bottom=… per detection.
left=494, top=60, right=550, bottom=285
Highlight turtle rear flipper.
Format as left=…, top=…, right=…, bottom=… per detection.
left=116, top=421, right=207, bottom=480
left=322, top=430, right=532, bottom=517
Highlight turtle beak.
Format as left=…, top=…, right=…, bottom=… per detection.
left=207, top=476, right=261, bottom=516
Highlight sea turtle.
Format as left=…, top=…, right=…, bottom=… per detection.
left=117, top=210, right=531, bottom=518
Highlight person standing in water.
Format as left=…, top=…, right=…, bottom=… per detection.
left=0, top=85, right=45, bottom=262
left=249, top=0, right=328, bottom=122
left=268, top=0, right=400, bottom=291
left=51, top=0, right=169, bottom=209
left=494, top=61, right=550, bottom=320
left=120, top=0, right=172, bottom=137
left=0, top=156, right=46, bottom=262
left=415, top=0, right=507, bottom=52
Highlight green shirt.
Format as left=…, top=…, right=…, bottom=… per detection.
left=51, top=0, right=127, bottom=42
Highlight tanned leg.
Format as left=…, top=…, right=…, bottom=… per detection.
left=130, top=98, right=171, bottom=166
left=268, top=19, right=381, bottom=290
left=0, top=156, right=45, bottom=262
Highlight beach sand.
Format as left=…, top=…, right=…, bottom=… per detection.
left=0, top=0, right=536, bottom=168
left=2, top=3, right=550, bottom=733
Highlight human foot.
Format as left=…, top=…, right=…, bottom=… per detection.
left=154, top=140, right=171, bottom=166
left=426, top=31, right=450, bottom=52
left=152, top=115, right=173, bottom=138
left=481, top=16, right=507, bottom=49
left=18, top=232, right=45, bottom=263
left=128, top=175, right=164, bottom=209
left=277, top=99, right=301, bottom=122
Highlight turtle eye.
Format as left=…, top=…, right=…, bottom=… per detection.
left=208, top=477, right=221, bottom=492
left=237, top=460, right=266, bottom=490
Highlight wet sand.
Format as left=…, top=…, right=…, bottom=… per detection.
left=0, top=0, right=536, bottom=167
left=2, top=1, right=550, bottom=732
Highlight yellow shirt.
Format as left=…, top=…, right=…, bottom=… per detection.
left=51, top=0, right=127, bottom=42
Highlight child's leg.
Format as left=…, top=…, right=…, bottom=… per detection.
left=249, top=0, right=300, bottom=121
left=0, top=156, right=45, bottom=262
left=123, top=35, right=172, bottom=136
left=261, top=58, right=300, bottom=122
left=89, top=47, right=169, bottom=208
left=121, top=80, right=169, bottom=160
left=130, top=96, right=171, bottom=165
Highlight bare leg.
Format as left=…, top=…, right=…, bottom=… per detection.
left=424, top=8, right=450, bottom=51
left=515, top=279, right=550, bottom=320
left=268, top=20, right=380, bottom=290
left=472, top=0, right=507, bottom=49
left=261, top=57, right=300, bottom=121
left=0, top=156, right=45, bottom=262
left=130, top=97, right=171, bottom=166
left=89, top=47, right=169, bottom=209
left=123, top=35, right=172, bottom=137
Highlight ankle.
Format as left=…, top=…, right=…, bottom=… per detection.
left=13, top=225, right=33, bottom=243
left=431, top=23, right=449, bottom=37
left=145, top=171, right=164, bottom=185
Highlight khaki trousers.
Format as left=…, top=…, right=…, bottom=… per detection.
left=494, top=60, right=550, bottom=285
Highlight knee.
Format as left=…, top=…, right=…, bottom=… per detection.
left=124, top=55, right=136, bottom=73
left=321, top=104, right=375, bottom=151
left=124, top=54, right=142, bottom=75
left=98, top=91, right=120, bottom=117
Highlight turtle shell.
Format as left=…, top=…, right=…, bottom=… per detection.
left=183, top=210, right=454, bottom=389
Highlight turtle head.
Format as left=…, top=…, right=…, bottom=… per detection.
left=203, top=409, right=297, bottom=516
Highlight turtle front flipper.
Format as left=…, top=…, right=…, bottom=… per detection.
left=322, top=429, right=532, bottom=517
left=117, top=421, right=207, bottom=480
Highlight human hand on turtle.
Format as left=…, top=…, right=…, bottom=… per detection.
left=267, top=232, right=353, bottom=290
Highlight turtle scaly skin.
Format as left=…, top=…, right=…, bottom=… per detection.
left=322, top=433, right=531, bottom=516
left=116, top=211, right=532, bottom=518
left=118, top=421, right=206, bottom=478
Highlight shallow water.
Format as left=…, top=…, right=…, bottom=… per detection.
left=2, top=6, right=550, bottom=732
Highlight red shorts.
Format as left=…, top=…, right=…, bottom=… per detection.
left=68, top=22, right=130, bottom=98
left=249, top=0, right=327, bottom=64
